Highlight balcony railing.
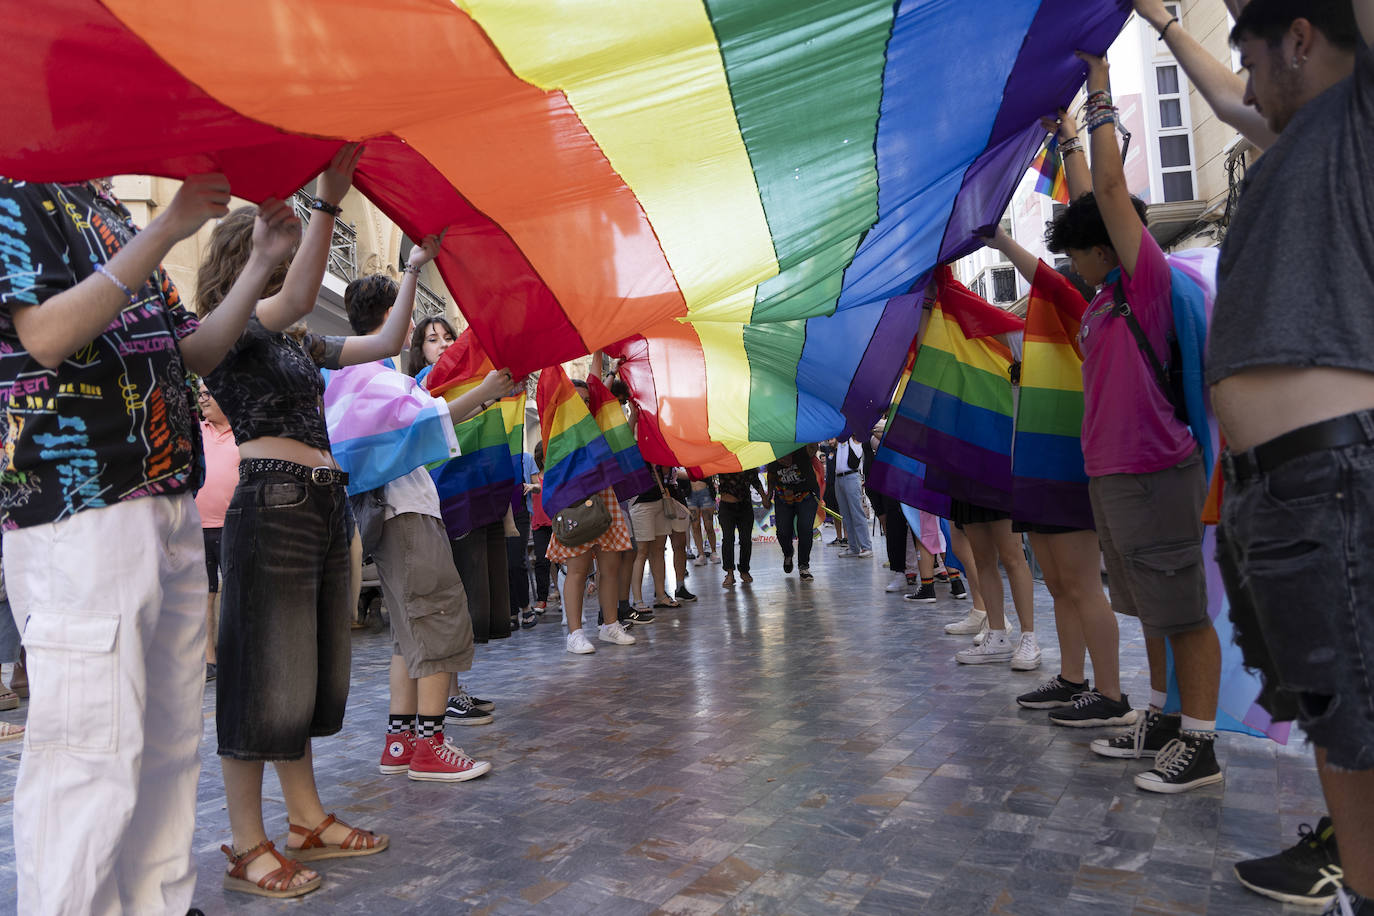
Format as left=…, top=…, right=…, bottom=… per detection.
left=414, top=281, right=448, bottom=319
left=291, top=191, right=358, bottom=282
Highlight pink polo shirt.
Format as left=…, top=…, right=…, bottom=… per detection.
left=1079, top=232, right=1196, bottom=477
left=195, top=421, right=240, bottom=529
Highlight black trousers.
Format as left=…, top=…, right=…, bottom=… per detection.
left=506, top=511, right=531, bottom=613
left=718, top=499, right=754, bottom=573
left=451, top=519, right=511, bottom=642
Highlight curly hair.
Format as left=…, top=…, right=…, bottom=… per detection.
left=1044, top=192, right=1148, bottom=254
left=194, top=205, right=290, bottom=317
left=407, top=315, right=459, bottom=377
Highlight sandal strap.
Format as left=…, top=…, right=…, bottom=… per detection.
left=288, top=813, right=338, bottom=850
left=340, top=826, right=375, bottom=851
left=222, top=839, right=311, bottom=892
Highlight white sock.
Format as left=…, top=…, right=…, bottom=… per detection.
left=1180, top=715, right=1216, bottom=735
left=1149, top=690, right=1168, bottom=711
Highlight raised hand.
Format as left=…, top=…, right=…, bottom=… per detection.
left=1040, top=108, right=1078, bottom=141
left=407, top=231, right=445, bottom=269
left=159, top=173, right=231, bottom=241
left=1075, top=50, right=1111, bottom=93
left=251, top=198, right=302, bottom=266
left=316, top=142, right=364, bottom=207
left=1132, top=0, right=1173, bottom=30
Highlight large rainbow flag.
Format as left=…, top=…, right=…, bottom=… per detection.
left=425, top=329, right=525, bottom=539
left=535, top=367, right=623, bottom=518
left=869, top=323, right=951, bottom=518
left=1011, top=262, right=1093, bottom=529
left=882, top=268, right=1024, bottom=512
left=0, top=0, right=1130, bottom=475
left=585, top=375, right=654, bottom=503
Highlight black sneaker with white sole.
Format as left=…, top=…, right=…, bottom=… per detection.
left=904, top=582, right=936, bottom=603
left=675, top=585, right=697, bottom=602
left=1133, top=732, right=1223, bottom=794
left=1235, top=817, right=1343, bottom=907
left=1091, top=709, right=1180, bottom=759
left=446, top=692, right=495, bottom=725
left=1049, top=690, right=1136, bottom=727
left=949, top=576, right=968, bottom=599
left=1016, top=675, right=1088, bottom=710
left=625, top=608, right=656, bottom=625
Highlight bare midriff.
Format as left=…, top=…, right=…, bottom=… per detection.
left=1211, top=366, right=1374, bottom=452
left=238, top=436, right=340, bottom=470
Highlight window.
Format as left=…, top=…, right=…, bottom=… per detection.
left=971, top=273, right=988, bottom=301
left=992, top=267, right=1016, bottom=304
left=1154, top=63, right=1195, bottom=202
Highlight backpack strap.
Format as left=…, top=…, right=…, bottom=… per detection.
left=1111, top=282, right=1182, bottom=416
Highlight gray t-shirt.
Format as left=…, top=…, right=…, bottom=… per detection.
left=1208, top=41, right=1374, bottom=384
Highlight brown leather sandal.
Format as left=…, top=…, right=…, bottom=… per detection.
left=221, top=839, right=321, bottom=899
left=284, top=813, right=389, bottom=862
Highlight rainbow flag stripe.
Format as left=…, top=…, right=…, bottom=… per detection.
left=585, top=375, right=654, bottom=503
left=425, top=330, right=525, bottom=539
left=0, top=0, right=1129, bottom=475
left=1012, top=262, right=1093, bottom=530
left=1030, top=135, right=1070, bottom=205
left=535, top=367, right=623, bottom=518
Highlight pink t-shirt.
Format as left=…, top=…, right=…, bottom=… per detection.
left=1079, top=232, right=1196, bottom=477
left=195, top=421, right=240, bottom=529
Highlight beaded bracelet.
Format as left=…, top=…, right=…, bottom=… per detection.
left=94, top=263, right=139, bottom=304
left=310, top=198, right=342, bottom=217
left=1059, top=137, right=1084, bottom=156
left=402, top=264, right=422, bottom=276
left=1088, top=116, right=1117, bottom=134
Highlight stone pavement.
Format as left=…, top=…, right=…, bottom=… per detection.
left=0, top=531, right=1327, bottom=915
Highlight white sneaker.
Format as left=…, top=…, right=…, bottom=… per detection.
left=956, top=631, right=1014, bottom=665
left=944, top=609, right=987, bottom=636
left=884, top=574, right=909, bottom=593
left=1010, top=632, right=1042, bottom=671
left=854, top=548, right=874, bottom=558
left=566, top=630, right=596, bottom=654
left=599, top=622, right=637, bottom=645
left=693, top=555, right=708, bottom=567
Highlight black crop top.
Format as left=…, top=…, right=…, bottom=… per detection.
left=204, top=317, right=345, bottom=449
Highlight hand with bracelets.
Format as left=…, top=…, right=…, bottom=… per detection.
left=1039, top=109, right=1082, bottom=158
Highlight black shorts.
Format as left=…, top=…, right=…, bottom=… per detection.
left=948, top=500, right=1010, bottom=529
left=203, top=527, right=223, bottom=593
left=1219, top=436, right=1374, bottom=772
left=1014, top=521, right=1084, bottom=535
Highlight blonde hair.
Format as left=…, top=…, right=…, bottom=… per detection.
left=195, top=205, right=291, bottom=317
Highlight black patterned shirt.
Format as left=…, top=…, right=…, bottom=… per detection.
left=203, top=318, right=344, bottom=449
left=0, top=179, right=202, bottom=530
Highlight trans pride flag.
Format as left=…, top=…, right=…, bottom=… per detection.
left=585, top=375, right=654, bottom=503
left=1011, top=262, right=1093, bottom=529
left=535, top=367, right=623, bottom=518
left=1030, top=135, right=1070, bottom=205
left=425, top=329, right=525, bottom=539
left=322, top=361, right=459, bottom=496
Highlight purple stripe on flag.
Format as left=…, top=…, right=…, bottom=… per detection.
left=1012, top=478, right=1095, bottom=530
left=839, top=292, right=925, bottom=437
left=936, top=0, right=1131, bottom=265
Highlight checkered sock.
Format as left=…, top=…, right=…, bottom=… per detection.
left=417, top=714, right=444, bottom=739
left=388, top=714, right=413, bottom=735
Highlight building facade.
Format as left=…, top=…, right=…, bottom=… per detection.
left=956, top=0, right=1252, bottom=305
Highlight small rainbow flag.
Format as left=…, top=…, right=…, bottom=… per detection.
left=883, top=267, right=1023, bottom=511
left=1031, top=135, right=1070, bottom=205
left=425, top=329, right=525, bottom=539
left=870, top=335, right=952, bottom=518
left=585, top=374, right=654, bottom=502
left=1011, top=262, right=1093, bottom=529
left=535, top=367, right=623, bottom=518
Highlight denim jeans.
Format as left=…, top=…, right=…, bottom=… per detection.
left=1218, top=436, right=1374, bottom=771
left=5, top=494, right=206, bottom=914
left=217, top=472, right=352, bottom=760
left=834, top=472, right=872, bottom=553
left=718, top=500, right=754, bottom=573
left=774, top=495, right=818, bottom=568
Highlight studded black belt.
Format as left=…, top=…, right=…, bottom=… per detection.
left=238, top=458, right=349, bottom=488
